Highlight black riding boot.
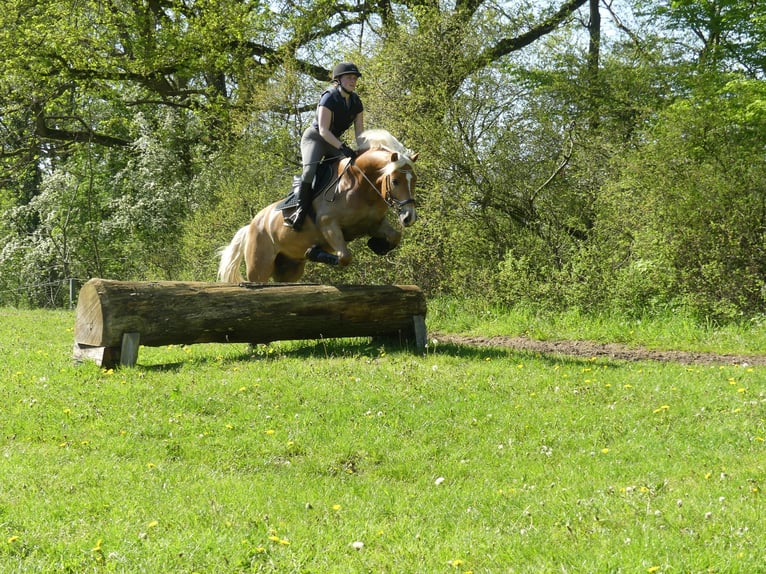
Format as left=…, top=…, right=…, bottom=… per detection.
left=284, top=181, right=313, bottom=230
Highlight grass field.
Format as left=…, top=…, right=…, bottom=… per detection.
left=1, top=304, right=764, bottom=573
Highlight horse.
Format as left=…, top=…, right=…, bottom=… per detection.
left=217, top=129, right=419, bottom=283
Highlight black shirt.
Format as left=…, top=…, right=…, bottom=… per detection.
left=312, top=87, right=364, bottom=138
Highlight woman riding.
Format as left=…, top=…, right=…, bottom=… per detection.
left=284, top=62, right=365, bottom=230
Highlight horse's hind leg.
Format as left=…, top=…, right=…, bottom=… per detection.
left=273, top=254, right=306, bottom=283
left=243, top=222, right=276, bottom=282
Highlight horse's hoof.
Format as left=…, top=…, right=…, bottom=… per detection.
left=367, top=236, right=395, bottom=255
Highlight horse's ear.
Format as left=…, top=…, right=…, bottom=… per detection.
left=409, top=152, right=419, bottom=162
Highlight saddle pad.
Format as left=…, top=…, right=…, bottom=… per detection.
left=275, top=158, right=339, bottom=212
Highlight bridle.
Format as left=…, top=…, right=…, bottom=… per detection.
left=351, top=157, right=416, bottom=214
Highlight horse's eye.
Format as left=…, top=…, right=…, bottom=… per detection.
left=391, top=178, right=400, bottom=186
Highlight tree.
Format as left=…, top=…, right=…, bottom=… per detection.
left=646, top=0, right=766, bottom=75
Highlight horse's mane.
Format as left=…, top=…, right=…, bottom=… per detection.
left=358, top=129, right=415, bottom=175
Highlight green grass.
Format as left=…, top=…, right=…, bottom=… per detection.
left=0, top=307, right=764, bottom=572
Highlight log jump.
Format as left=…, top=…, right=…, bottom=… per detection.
left=73, top=279, right=428, bottom=368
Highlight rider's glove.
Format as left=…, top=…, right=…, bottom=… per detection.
left=339, top=143, right=357, bottom=159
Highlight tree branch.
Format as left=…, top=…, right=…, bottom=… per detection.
left=472, top=0, right=589, bottom=67
left=34, top=105, right=130, bottom=147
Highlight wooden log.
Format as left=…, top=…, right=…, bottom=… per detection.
left=73, top=279, right=427, bottom=367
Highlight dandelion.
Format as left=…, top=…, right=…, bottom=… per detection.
left=92, top=539, right=104, bottom=561
left=647, top=567, right=660, bottom=573
left=268, top=534, right=290, bottom=545
left=653, top=405, right=670, bottom=413
left=351, top=541, right=364, bottom=550
left=7, top=536, right=19, bottom=544
left=265, top=429, right=276, bottom=435
left=449, top=558, right=464, bottom=568
left=333, top=504, right=342, bottom=511
left=601, top=448, right=610, bottom=454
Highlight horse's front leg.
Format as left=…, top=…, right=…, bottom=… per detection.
left=367, top=221, right=402, bottom=255
left=317, top=220, right=353, bottom=267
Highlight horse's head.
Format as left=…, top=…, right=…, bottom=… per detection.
left=356, top=130, right=419, bottom=227
left=379, top=151, right=418, bottom=227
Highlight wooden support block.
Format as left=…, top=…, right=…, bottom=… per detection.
left=413, top=315, right=427, bottom=350
left=72, top=342, right=120, bottom=369
left=120, top=332, right=140, bottom=367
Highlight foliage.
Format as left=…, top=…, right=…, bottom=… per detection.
left=2, top=0, right=766, bottom=321
left=578, top=74, right=766, bottom=320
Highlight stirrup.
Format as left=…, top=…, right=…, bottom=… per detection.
left=284, top=208, right=305, bottom=230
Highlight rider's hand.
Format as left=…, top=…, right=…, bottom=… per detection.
left=339, top=143, right=357, bottom=159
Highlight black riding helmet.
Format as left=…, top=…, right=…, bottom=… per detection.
left=332, top=62, right=362, bottom=81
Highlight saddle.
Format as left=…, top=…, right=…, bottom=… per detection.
left=276, top=157, right=340, bottom=213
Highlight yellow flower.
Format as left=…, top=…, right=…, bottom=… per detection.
left=7, top=536, right=19, bottom=544
left=147, top=520, right=159, bottom=528
left=601, top=448, right=610, bottom=454
left=265, top=429, right=276, bottom=435
left=449, top=559, right=464, bottom=568
left=332, top=504, right=342, bottom=511
left=647, top=567, right=660, bottom=573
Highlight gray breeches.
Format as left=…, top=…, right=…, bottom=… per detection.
left=300, top=127, right=337, bottom=185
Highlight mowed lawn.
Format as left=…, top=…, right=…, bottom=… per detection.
left=0, top=308, right=764, bottom=573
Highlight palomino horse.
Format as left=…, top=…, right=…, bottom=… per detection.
left=217, top=129, right=419, bottom=283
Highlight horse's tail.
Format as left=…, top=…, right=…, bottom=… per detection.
left=217, top=225, right=249, bottom=283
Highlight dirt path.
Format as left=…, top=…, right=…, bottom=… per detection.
left=432, top=333, right=766, bottom=366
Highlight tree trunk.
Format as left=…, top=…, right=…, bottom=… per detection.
left=73, top=279, right=427, bottom=367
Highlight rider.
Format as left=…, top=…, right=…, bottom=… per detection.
left=284, top=62, right=365, bottom=230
